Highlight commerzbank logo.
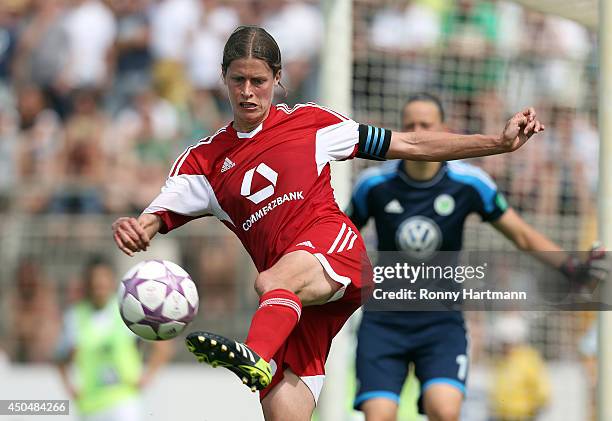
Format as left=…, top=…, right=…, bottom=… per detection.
left=240, top=162, right=305, bottom=231
left=241, top=163, right=278, bottom=204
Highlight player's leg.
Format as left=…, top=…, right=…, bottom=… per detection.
left=254, top=249, right=343, bottom=305
left=354, top=314, right=409, bottom=421
left=187, top=218, right=370, bottom=406
left=413, top=319, right=468, bottom=421
left=256, top=290, right=364, bottom=421
left=260, top=368, right=315, bottom=421
left=422, top=384, right=463, bottom=421
left=361, top=399, right=399, bottom=421
left=186, top=250, right=338, bottom=388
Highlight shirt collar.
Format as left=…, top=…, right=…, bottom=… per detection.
left=396, top=160, right=447, bottom=188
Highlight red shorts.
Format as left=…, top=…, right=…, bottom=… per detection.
left=259, top=218, right=374, bottom=402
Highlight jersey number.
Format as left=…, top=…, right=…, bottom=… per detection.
left=456, top=354, right=468, bottom=381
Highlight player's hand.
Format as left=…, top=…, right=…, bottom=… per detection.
left=112, top=216, right=150, bottom=256
left=500, top=107, right=545, bottom=151
left=560, top=242, right=609, bottom=286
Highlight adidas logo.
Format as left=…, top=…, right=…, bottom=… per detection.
left=384, top=199, right=404, bottom=214
left=221, top=157, right=235, bottom=173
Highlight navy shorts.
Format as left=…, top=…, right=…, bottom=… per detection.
left=354, top=312, right=468, bottom=413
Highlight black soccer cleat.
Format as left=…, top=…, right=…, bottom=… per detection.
left=186, top=331, right=273, bottom=392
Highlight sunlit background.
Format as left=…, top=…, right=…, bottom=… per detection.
left=0, top=0, right=601, bottom=420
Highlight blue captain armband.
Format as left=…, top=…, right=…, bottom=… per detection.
left=356, top=124, right=392, bottom=161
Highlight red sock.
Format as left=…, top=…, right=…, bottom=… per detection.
left=245, top=289, right=302, bottom=361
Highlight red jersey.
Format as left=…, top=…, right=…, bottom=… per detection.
left=144, top=103, right=363, bottom=271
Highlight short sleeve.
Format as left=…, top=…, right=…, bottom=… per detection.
left=310, top=104, right=360, bottom=174
left=143, top=174, right=215, bottom=233
left=446, top=161, right=507, bottom=222
left=143, top=144, right=231, bottom=233
left=347, top=164, right=396, bottom=229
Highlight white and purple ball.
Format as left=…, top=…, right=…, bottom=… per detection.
left=118, top=260, right=199, bottom=340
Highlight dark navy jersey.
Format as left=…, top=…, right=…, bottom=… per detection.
left=348, top=160, right=508, bottom=325
left=349, top=160, right=507, bottom=252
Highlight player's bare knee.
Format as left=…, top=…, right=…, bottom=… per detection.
left=426, top=404, right=460, bottom=421
left=364, top=413, right=396, bottom=421
left=254, top=270, right=298, bottom=297
left=362, top=399, right=398, bottom=421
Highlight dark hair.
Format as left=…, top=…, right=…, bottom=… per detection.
left=222, top=26, right=282, bottom=77
left=82, top=255, right=114, bottom=299
left=403, top=93, right=445, bottom=122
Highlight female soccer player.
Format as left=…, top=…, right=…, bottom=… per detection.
left=112, top=26, right=543, bottom=421
left=349, top=93, right=605, bottom=421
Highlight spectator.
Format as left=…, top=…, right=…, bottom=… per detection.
left=150, top=0, right=201, bottom=106
left=110, top=87, right=179, bottom=212
left=11, top=0, right=69, bottom=116
left=15, top=84, right=62, bottom=212
left=537, top=106, right=589, bottom=220
left=187, top=0, right=239, bottom=94
left=536, top=16, right=591, bottom=108
left=55, top=255, right=173, bottom=421
left=0, top=99, right=18, bottom=211
left=4, top=257, right=61, bottom=363
left=369, top=1, right=441, bottom=52
left=579, top=319, right=597, bottom=421
left=61, top=0, right=116, bottom=93
left=365, top=1, right=443, bottom=116
left=489, top=314, right=550, bottom=421
left=179, top=87, right=224, bottom=148
left=47, top=89, right=108, bottom=214
left=263, top=0, right=323, bottom=104
left=107, top=0, right=153, bottom=114
left=439, top=0, right=502, bottom=133
left=0, top=0, right=20, bottom=88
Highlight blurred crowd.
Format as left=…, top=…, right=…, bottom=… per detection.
left=0, top=0, right=599, bottom=221
left=354, top=0, right=599, bottom=226
left=0, top=0, right=323, bottom=214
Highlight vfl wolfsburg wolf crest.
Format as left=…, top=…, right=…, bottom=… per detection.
left=396, top=216, right=441, bottom=259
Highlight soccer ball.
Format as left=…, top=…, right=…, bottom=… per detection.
left=118, top=260, right=199, bottom=340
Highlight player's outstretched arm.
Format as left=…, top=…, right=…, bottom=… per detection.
left=491, top=209, right=608, bottom=285
left=491, top=208, right=566, bottom=267
left=386, top=108, right=544, bottom=161
left=112, top=214, right=161, bottom=256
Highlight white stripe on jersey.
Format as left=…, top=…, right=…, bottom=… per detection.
left=276, top=103, right=348, bottom=121
left=170, top=127, right=227, bottom=177
left=327, top=223, right=347, bottom=254
left=336, top=227, right=355, bottom=253
left=346, top=231, right=358, bottom=251
left=169, top=146, right=195, bottom=177
left=171, top=144, right=199, bottom=177
left=312, top=104, right=350, bottom=121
